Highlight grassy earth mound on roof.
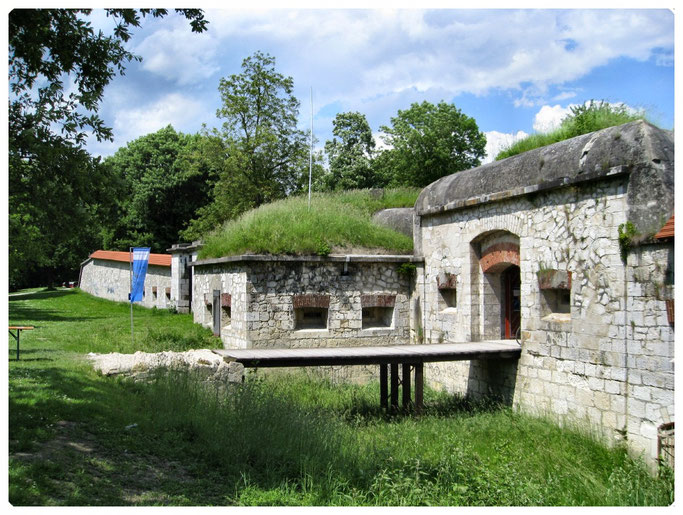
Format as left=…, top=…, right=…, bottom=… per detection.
left=495, top=100, right=649, bottom=161
left=198, top=188, right=419, bottom=259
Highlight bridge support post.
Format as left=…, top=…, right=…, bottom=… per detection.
left=390, top=363, right=399, bottom=410
left=414, top=363, right=424, bottom=415
left=379, top=363, right=388, bottom=410
left=402, top=363, right=412, bottom=409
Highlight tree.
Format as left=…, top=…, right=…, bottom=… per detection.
left=9, top=9, right=206, bottom=147
left=184, top=52, right=310, bottom=235
left=321, top=112, right=380, bottom=191
left=8, top=9, right=207, bottom=288
left=9, top=141, right=123, bottom=288
left=103, top=126, right=222, bottom=253
left=377, top=101, right=486, bottom=188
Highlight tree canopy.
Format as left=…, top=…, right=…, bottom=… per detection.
left=377, top=101, right=486, bottom=187
left=182, top=52, right=315, bottom=238
left=9, top=9, right=206, bottom=147
left=103, top=126, right=221, bottom=253
left=8, top=8, right=207, bottom=288
left=321, top=112, right=379, bottom=191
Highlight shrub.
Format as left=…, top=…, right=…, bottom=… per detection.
left=496, top=101, right=648, bottom=160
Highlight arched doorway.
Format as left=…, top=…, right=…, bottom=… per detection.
left=470, top=230, right=521, bottom=341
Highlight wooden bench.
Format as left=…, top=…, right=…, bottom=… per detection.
left=8, top=326, right=34, bottom=360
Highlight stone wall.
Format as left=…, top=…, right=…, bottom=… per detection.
left=192, top=256, right=414, bottom=350
left=79, top=259, right=172, bottom=309
left=169, top=243, right=201, bottom=314
left=415, top=175, right=674, bottom=464
left=623, top=243, right=675, bottom=460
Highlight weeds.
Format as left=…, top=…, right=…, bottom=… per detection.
left=496, top=101, right=648, bottom=160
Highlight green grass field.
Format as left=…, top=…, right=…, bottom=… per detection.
left=8, top=289, right=674, bottom=506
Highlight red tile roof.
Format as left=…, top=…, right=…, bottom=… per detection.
left=654, top=215, right=674, bottom=240
left=89, top=250, right=171, bottom=267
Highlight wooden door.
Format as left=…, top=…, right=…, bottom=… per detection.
left=503, top=266, right=521, bottom=339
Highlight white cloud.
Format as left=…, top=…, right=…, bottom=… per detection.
left=111, top=93, right=211, bottom=147
left=482, top=130, right=529, bottom=164
left=203, top=9, right=672, bottom=111
left=134, top=22, right=220, bottom=85
left=552, top=91, right=578, bottom=102
left=373, top=131, right=392, bottom=152
left=84, top=8, right=672, bottom=157
left=533, top=105, right=572, bottom=133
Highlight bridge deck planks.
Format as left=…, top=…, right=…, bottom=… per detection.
left=212, top=341, right=521, bottom=368
left=212, top=341, right=521, bottom=414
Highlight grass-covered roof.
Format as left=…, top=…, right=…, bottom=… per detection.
left=198, top=188, right=419, bottom=259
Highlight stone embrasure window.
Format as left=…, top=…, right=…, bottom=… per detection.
left=165, top=287, right=171, bottom=301
left=204, top=293, right=213, bottom=327
left=538, top=269, right=572, bottom=319
left=437, top=272, right=457, bottom=310
left=361, top=295, right=395, bottom=329
left=293, top=294, right=330, bottom=330
left=152, top=286, right=158, bottom=301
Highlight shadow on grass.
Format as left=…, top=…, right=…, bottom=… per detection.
left=8, top=356, right=55, bottom=363
left=9, top=289, right=79, bottom=302
left=9, top=305, right=105, bottom=323
left=9, top=362, right=675, bottom=507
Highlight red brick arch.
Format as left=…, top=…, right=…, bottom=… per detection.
left=480, top=242, right=520, bottom=273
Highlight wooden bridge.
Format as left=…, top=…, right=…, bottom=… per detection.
left=213, top=341, right=521, bottom=413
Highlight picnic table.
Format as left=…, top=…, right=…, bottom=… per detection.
left=8, top=326, right=34, bottom=360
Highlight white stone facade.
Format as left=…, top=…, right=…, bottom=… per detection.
left=191, top=257, right=414, bottom=350
left=79, top=258, right=172, bottom=309
left=170, top=243, right=200, bottom=313
left=414, top=182, right=673, bottom=465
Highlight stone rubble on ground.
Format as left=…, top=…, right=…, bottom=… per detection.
left=87, top=349, right=245, bottom=384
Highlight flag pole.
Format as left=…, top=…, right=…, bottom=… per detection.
left=308, top=86, right=313, bottom=210
left=130, top=247, right=134, bottom=345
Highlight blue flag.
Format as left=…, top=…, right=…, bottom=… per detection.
left=130, top=247, right=151, bottom=303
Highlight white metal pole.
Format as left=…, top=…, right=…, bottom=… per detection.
left=308, top=86, right=313, bottom=210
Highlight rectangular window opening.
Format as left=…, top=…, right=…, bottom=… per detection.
left=362, top=306, right=394, bottom=329
left=541, top=288, right=571, bottom=318
left=221, top=306, right=232, bottom=327
left=439, top=288, right=457, bottom=310
left=295, top=307, right=328, bottom=330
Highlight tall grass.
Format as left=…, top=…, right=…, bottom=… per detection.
left=140, top=371, right=674, bottom=506
left=9, top=289, right=674, bottom=506
left=496, top=101, right=648, bottom=160
left=198, top=188, right=419, bottom=259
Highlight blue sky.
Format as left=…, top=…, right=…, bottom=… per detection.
left=84, top=6, right=675, bottom=163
